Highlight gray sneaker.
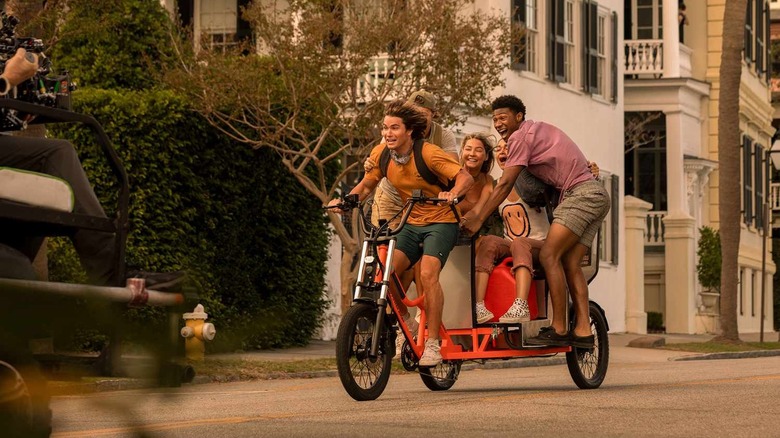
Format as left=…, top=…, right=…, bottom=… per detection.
left=475, top=301, right=494, bottom=323
left=498, top=298, right=530, bottom=323
left=419, top=338, right=441, bottom=367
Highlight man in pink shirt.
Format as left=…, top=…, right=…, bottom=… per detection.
left=462, top=95, right=610, bottom=348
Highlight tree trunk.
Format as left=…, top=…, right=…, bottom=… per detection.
left=716, top=0, right=747, bottom=342
left=339, top=248, right=358, bottom=315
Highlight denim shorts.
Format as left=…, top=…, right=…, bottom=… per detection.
left=395, top=223, right=459, bottom=267
left=553, top=180, right=611, bottom=248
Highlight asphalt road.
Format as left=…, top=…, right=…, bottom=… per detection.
left=50, top=346, right=780, bottom=438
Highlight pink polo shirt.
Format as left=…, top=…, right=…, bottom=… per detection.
left=504, top=119, right=594, bottom=193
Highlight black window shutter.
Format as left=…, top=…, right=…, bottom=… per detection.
left=742, top=136, right=753, bottom=225
left=745, top=0, right=754, bottom=64
left=756, top=0, right=764, bottom=74
left=582, top=0, right=589, bottom=91
left=611, top=174, right=619, bottom=265
left=765, top=0, right=771, bottom=82
left=547, top=0, right=556, bottom=80
left=581, top=0, right=599, bottom=94
left=755, top=144, right=764, bottom=230
left=611, top=11, right=618, bottom=103
left=588, top=1, right=599, bottom=93
left=554, top=0, right=566, bottom=82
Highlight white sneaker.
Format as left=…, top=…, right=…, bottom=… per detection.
left=475, top=301, right=494, bottom=323
left=498, top=298, right=530, bottom=323
left=418, top=338, right=442, bottom=367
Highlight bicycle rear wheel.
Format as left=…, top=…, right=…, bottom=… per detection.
left=566, top=301, right=609, bottom=389
left=419, top=360, right=462, bottom=391
left=336, top=303, right=393, bottom=401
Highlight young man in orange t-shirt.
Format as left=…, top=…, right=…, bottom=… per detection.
left=329, top=99, right=473, bottom=366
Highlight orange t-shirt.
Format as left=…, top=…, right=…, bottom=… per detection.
left=366, top=142, right=462, bottom=225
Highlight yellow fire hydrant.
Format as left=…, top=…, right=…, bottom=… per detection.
left=181, top=304, right=216, bottom=361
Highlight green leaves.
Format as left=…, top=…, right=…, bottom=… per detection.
left=696, top=226, right=722, bottom=292
left=49, top=0, right=177, bottom=90
left=47, top=88, right=329, bottom=350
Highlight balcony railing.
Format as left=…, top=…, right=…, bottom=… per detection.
left=355, top=54, right=395, bottom=102
left=625, top=40, right=663, bottom=76
left=646, top=211, right=666, bottom=246
left=624, top=40, right=692, bottom=78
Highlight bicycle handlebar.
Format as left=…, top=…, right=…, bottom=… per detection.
left=323, top=190, right=455, bottom=237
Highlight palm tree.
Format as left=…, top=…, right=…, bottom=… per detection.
left=716, top=0, right=748, bottom=342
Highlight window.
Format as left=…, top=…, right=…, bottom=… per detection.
left=582, top=1, right=604, bottom=95
left=596, top=14, right=606, bottom=95
left=625, top=112, right=667, bottom=211
left=512, top=0, right=539, bottom=74
left=745, top=0, right=771, bottom=79
left=563, top=0, right=575, bottom=84
left=201, top=0, right=239, bottom=50
left=743, top=135, right=754, bottom=226
left=598, top=172, right=620, bottom=265
left=548, top=0, right=564, bottom=83
left=632, top=0, right=662, bottom=40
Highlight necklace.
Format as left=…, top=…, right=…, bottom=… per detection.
left=391, top=150, right=411, bottom=165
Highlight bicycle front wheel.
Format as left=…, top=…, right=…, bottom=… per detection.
left=335, top=302, right=393, bottom=401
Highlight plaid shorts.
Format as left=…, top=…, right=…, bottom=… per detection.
left=553, top=180, right=610, bottom=248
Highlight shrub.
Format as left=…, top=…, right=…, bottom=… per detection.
left=48, top=88, right=329, bottom=349
left=696, top=226, right=721, bottom=293
left=48, top=0, right=176, bottom=90
left=647, top=311, right=665, bottom=333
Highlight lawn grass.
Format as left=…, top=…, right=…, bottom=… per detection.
left=196, top=357, right=410, bottom=380
left=661, top=341, right=780, bottom=354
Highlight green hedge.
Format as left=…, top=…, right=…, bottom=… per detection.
left=48, top=88, right=330, bottom=349
left=48, top=0, right=175, bottom=90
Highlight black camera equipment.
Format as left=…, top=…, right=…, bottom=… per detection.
left=0, top=12, right=75, bottom=131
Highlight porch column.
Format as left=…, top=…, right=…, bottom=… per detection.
left=625, top=196, right=653, bottom=334
left=662, top=0, right=680, bottom=77
left=664, top=110, right=687, bottom=216
left=663, top=215, right=697, bottom=333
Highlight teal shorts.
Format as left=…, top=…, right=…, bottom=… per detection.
left=395, top=223, right=459, bottom=267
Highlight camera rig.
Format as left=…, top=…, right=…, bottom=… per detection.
left=0, top=12, right=75, bottom=131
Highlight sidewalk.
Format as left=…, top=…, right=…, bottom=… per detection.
left=47, top=331, right=780, bottom=394
left=209, top=331, right=778, bottom=363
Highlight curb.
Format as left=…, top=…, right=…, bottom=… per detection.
left=670, top=349, right=780, bottom=361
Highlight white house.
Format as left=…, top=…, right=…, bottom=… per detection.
left=161, top=0, right=776, bottom=337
